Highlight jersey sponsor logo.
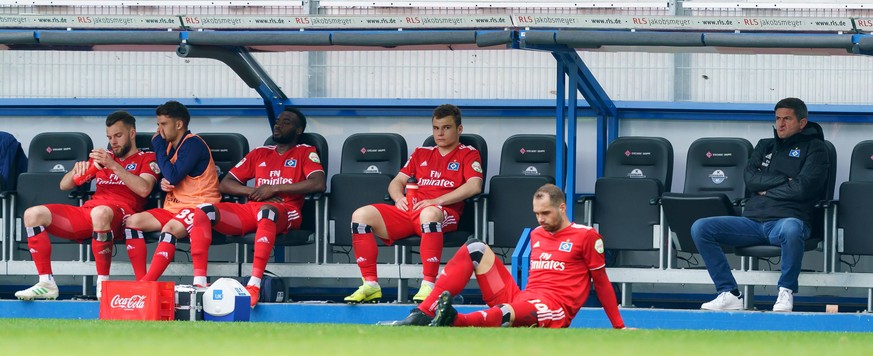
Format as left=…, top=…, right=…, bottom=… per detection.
left=789, top=148, right=801, bottom=157
left=149, top=161, right=160, bottom=174
left=472, top=161, right=482, bottom=173
left=257, top=176, right=295, bottom=186
left=309, top=151, right=321, bottom=163
left=285, top=159, right=297, bottom=167
left=447, top=161, right=460, bottom=171
left=533, top=241, right=540, bottom=248
left=420, top=161, right=428, bottom=167
left=532, top=252, right=565, bottom=271
left=418, top=177, right=456, bottom=188
left=125, top=163, right=137, bottom=171
left=594, top=238, right=605, bottom=254
left=96, top=174, right=124, bottom=185
left=558, top=241, right=573, bottom=252
left=235, top=158, right=246, bottom=168
left=258, top=161, right=267, bottom=167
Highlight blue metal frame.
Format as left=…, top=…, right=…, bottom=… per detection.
left=511, top=228, right=532, bottom=289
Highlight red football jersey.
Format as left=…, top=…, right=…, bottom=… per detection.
left=228, top=144, right=324, bottom=212
left=85, top=151, right=159, bottom=212
left=399, top=144, right=483, bottom=214
left=525, top=223, right=606, bottom=323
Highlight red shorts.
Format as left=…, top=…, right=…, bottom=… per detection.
left=371, top=203, right=460, bottom=245
left=142, top=207, right=198, bottom=233
left=211, top=202, right=301, bottom=235
left=477, top=261, right=570, bottom=328
left=44, top=203, right=129, bottom=242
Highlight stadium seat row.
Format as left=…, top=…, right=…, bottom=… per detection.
left=2, top=131, right=873, bottom=303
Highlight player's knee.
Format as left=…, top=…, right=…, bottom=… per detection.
left=258, top=205, right=279, bottom=222
left=196, top=203, right=218, bottom=225
left=23, top=206, right=50, bottom=226
left=418, top=206, right=443, bottom=223
left=466, top=239, right=487, bottom=268
left=124, top=212, right=147, bottom=230
left=351, top=206, right=376, bottom=224
left=89, top=206, right=114, bottom=224
left=163, top=219, right=186, bottom=237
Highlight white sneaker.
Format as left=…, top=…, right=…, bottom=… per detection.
left=701, top=291, right=743, bottom=311
left=15, top=281, right=59, bottom=300
left=773, top=287, right=794, bottom=312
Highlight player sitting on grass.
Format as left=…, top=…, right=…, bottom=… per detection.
left=381, top=184, right=626, bottom=328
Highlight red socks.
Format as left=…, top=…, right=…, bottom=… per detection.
left=141, top=232, right=176, bottom=281
left=189, top=209, right=212, bottom=278
left=251, top=217, right=277, bottom=278
left=419, top=222, right=443, bottom=283
left=124, top=228, right=147, bottom=280
left=419, top=245, right=475, bottom=316
left=454, top=306, right=505, bottom=327
left=26, top=226, right=52, bottom=275
left=91, top=230, right=114, bottom=276
left=351, top=223, right=378, bottom=282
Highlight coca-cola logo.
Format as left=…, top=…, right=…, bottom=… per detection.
left=110, top=294, right=147, bottom=310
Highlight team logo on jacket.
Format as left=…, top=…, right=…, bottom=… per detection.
left=789, top=148, right=800, bottom=157
left=559, top=241, right=573, bottom=252
left=447, top=162, right=460, bottom=171
left=126, top=163, right=137, bottom=171
left=309, top=152, right=321, bottom=163
left=285, top=159, right=297, bottom=167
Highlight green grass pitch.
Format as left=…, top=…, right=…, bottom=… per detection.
left=0, top=319, right=870, bottom=355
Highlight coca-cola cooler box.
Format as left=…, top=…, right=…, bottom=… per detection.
left=174, top=285, right=205, bottom=321
left=99, top=281, right=174, bottom=321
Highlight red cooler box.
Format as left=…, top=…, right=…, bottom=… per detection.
left=99, top=281, right=175, bottom=321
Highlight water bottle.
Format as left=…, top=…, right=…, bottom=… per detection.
left=405, top=176, right=418, bottom=209
left=73, top=160, right=100, bottom=186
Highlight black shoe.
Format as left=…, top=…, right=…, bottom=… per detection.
left=376, top=308, right=433, bottom=326
left=429, top=291, right=457, bottom=327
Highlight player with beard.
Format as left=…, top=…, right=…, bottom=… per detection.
left=187, top=107, right=325, bottom=307
left=381, top=184, right=626, bottom=329
left=15, top=111, right=159, bottom=301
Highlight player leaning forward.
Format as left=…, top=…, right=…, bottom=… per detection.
left=16, top=111, right=159, bottom=300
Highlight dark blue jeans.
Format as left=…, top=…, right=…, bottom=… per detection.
left=691, top=216, right=810, bottom=293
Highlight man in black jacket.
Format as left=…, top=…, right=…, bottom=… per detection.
left=691, top=97, right=830, bottom=312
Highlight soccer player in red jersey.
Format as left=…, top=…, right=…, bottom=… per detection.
left=188, top=108, right=325, bottom=307
left=123, top=101, right=220, bottom=282
left=15, top=111, right=159, bottom=301
left=383, top=184, right=626, bottom=329
left=345, top=104, right=484, bottom=304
